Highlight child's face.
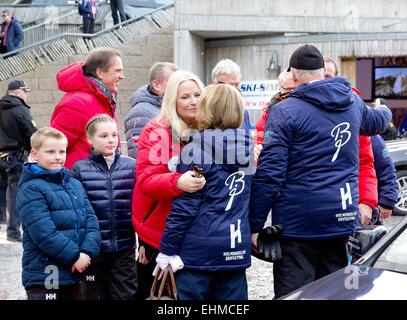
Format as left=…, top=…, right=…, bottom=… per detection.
left=31, top=137, right=67, bottom=171
left=88, top=121, right=118, bottom=157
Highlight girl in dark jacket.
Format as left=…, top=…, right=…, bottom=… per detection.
left=157, top=84, right=255, bottom=300
left=72, top=114, right=137, bottom=300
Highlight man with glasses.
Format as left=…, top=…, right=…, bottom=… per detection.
left=0, top=80, right=37, bottom=242
left=211, top=59, right=252, bottom=131
left=253, top=69, right=295, bottom=161
left=0, top=10, right=24, bottom=55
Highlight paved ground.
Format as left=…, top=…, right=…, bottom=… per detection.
left=0, top=215, right=404, bottom=300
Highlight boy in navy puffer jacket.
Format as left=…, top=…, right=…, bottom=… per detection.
left=157, top=84, right=255, bottom=300
left=72, top=114, right=137, bottom=300
left=17, top=127, right=101, bottom=300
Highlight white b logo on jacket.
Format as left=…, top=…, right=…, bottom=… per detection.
left=225, top=171, right=245, bottom=211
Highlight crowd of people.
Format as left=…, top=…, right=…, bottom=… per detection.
left=0, top=44, right=400, bottom=300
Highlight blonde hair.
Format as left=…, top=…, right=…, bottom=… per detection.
left=86, top=114, right=116, bottom=137
left=30, top=127, right=67, bottom=150
left=159, top=70, right=204, bottom=137
left=195, top=84, right=243, bottom=131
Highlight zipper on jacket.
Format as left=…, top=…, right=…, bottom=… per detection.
left=63, top=178, right=80, bottom=242
left=142, top=200, right=158, bottom=223
left=107, top=171, right=117, bottom=251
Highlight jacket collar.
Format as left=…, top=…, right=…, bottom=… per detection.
left=89, top=148, right=120, bottom=167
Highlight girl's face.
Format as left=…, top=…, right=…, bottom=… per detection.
left=88, top=121, right=118, bottom=157
left=176, top=80, right=201, bottom=125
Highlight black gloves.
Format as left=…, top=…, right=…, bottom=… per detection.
left=252, top=224, right=283, bottom=263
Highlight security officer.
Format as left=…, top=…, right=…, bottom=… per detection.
left=0, top=80, right=37, bottom=242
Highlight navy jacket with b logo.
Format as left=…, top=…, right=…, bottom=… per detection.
left=249, top=77, right=392, bottom=239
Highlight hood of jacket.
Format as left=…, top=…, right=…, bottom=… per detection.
left=56, top=61, right=97, bottom=94
left=289, top=77, right=354, bottom=111
left=0, top=95, right=29, bottom=111
left=18, top=163, right=70, bottom=187
left=187, top=129, right=254, bottom=173
left=130, top=85, right=162, bottom=109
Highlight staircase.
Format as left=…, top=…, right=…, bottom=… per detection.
left=0, top=3, right=174, bottom=81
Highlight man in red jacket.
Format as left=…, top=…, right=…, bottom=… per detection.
left=50, top=47, right=123, bottom=168
left=254, top=59, right=377, bottom=226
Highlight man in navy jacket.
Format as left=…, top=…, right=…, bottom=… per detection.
left=0, top=10, right=23, bottom=55
left=249, top=44, right=392, bottom=298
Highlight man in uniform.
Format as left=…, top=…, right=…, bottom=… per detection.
left=0, top=80, right=37, bottom=242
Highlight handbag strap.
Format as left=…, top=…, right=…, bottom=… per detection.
left=149, top=269, right=160, bottom=298
left=157, top=266, right=170, bottom=298
left=166, top=265, right=178, bottom=300
left=148, top=265, right=178, bottom=300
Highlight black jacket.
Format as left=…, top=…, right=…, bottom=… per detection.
left=0, top=95, right=37, bottom=153
left=71, top=149, right=136, bottom=253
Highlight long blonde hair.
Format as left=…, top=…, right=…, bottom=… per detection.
left=159, top=70, right=204, bottom=138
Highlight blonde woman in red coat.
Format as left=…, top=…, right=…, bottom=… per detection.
left=132, top=71, right=206, bottom=299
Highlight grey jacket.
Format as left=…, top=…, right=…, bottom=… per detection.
left=124, top=85, right=162, bottom=159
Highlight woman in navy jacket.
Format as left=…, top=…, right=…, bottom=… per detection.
left=72, top=114, right=137, bottom=300
left=158, top=84, right=255, bottom=300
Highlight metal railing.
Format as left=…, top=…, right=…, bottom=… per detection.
left=22, top=8, right=81, bottom=47
left=20, top=5, right=112, bottom=47
left=0, top=4, right=74, bottom=27
left=0, top=3, right=174, bottom=81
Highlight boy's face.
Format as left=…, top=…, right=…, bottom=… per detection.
left=31, top=137, right=67, bottom=171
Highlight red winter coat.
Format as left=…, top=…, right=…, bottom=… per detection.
left=254, top=98, right=378, bottom=209
left=50, top=62, right=119, bottom=168
left=132, top=118, right=184, bottom=249
left=358, top=135, right=378, bottom=208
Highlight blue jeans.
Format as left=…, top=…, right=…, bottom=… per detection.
left=0, top=154, right=23, bottom=239
left=175, top=268, right=248, bottom=300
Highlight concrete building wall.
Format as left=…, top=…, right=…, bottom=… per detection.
left=175, top=0, right=407, bottom=85
left=177, top=0, right=407, bottom=33
left=174, top=30, right=206, bottom=81
left=0, top=26, right=174, bottom=148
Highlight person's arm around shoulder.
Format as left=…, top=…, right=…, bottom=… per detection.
left=136, top=122, right=205, bottom=199
left=359, top=96, right=392, bottom=136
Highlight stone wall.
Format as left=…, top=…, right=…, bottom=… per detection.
left=0, top=26, right=174, bottom=150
